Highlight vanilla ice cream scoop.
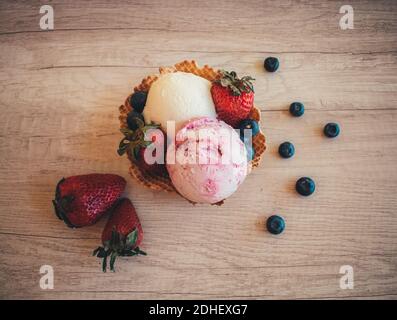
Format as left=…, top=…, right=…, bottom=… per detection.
left=167, top=117, right=248, bottom=204
left=143, top=72, right=217, bottom=132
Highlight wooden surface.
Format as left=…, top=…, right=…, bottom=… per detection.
left=0, top=0, right=396, bottom=300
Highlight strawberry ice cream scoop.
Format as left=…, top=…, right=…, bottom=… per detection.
left=166, top=117, right=248, bottom=204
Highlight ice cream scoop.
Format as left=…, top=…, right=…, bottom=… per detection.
left=166, top=117, right=248, bottom=204
left=143, top=72, right=217, bottom=132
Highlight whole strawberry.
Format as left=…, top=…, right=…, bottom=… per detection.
left=53, top=174, right=126, bottom=228
left=118, top=119, right=167, bottom=176
left=93, top=198, right=146, bottom=272
left=211, top=70, right=255, bottom=127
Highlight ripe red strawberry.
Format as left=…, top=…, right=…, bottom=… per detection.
left=211, top=70, right=255, bottom=127
left=136, top=131, right=167, bottom=176
left=93, top=198, right=145, bottom=272
left=118, top=121, right=167, bottom=176
left=53, top=174, right=126, bottom=228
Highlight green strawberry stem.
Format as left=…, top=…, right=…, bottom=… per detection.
left=117, top=123, right=160, bottom=160
left=93, top=228, right=146, bottom=272
left=215, top=70, right=255, bottom=96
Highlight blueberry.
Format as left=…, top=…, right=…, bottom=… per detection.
left=264, top=57, right=279, bottom=72
left=129, top=91, right=147, bottom=113
left=324, top=122, right=340, bottom=138
left=239, top=119, right=260, bottom=139
left=245, top=143, right=255, bottom=161
left=289, top=102, right=305, bottom=117
left=266, top=215, right=285, bottom=235
left=127, top=111, right=144, bottom=131
left=279, top=141, right=295, bottom=158
left=296, top=177, right=315, bottom=196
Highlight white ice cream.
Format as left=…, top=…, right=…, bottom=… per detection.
left=143, top=72, right=217, bottom=132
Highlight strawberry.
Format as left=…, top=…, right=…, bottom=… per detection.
left=93, top=198, right=145, bottom=272
left=211, top=70, right=255, bottom=127
left=53, top=174, right=126, bottom=228
left=137, top=147, right=167, bottom=176
left=118, top=119, right=167, bottom=176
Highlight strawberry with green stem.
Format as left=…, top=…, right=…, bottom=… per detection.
left=211, top=70, right=255, bottom=127
left=118, top=118, right=167, bottom=176
left=93, top=198, right=145, bottom=272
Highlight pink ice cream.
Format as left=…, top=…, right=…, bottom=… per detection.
left=166, top=117, right=248, bottom=204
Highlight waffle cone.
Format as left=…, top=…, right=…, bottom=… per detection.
left=119, top=60, right=266, bottom=193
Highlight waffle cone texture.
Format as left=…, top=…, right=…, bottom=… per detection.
left=119, top=60, right=266, bottom=193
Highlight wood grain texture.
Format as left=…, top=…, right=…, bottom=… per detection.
left=0, top=0, right=396, bottom=300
